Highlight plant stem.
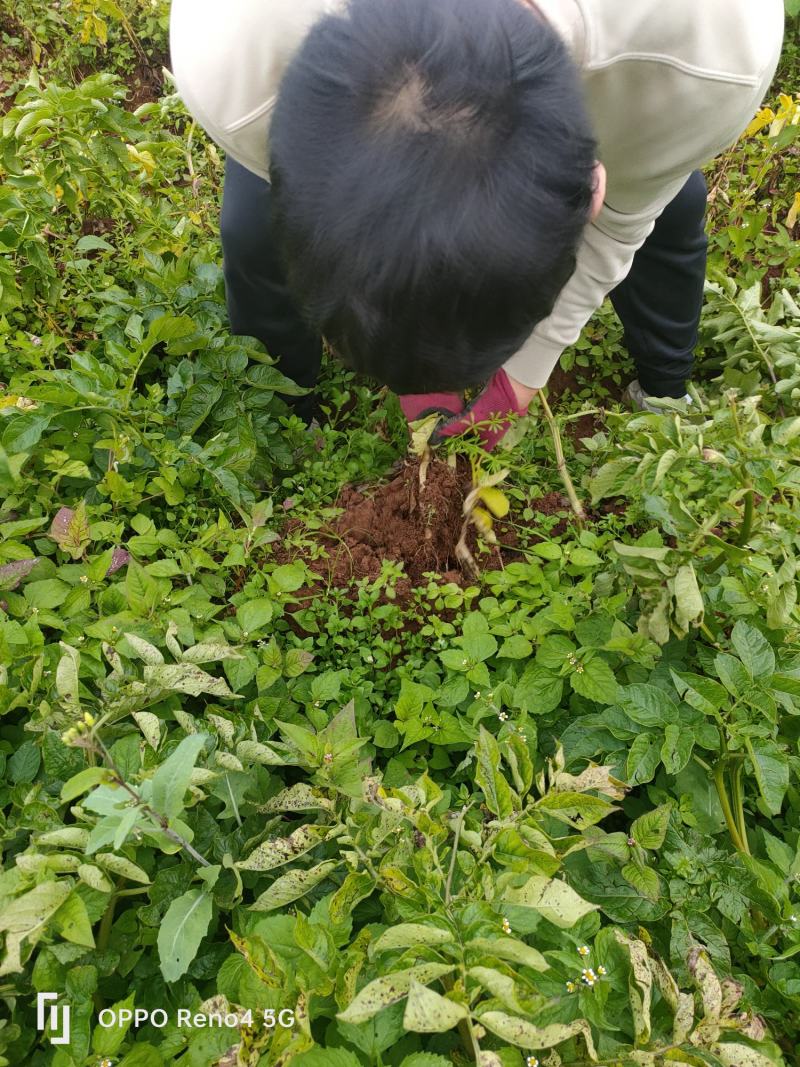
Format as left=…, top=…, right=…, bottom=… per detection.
left=538, top=392, right=586, bottom=526
left=713, top=760, right=747, bottom=853
left=730, top=761, right=750, bottom=855
left=445, top=804, right=468, bottom=905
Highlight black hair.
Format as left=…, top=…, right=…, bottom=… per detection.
left=269, top=0, right=597, bottom=393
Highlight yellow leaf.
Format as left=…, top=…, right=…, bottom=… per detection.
left=470, top=506, right=494, bottom=536
left=477, top=486, right=510, bottom=518
left=743, top=107, right=774, bottom=138
left=787, top=190, right=800, bottom=230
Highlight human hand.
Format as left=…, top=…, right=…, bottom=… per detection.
left=429, top=368, right=535, bottom=451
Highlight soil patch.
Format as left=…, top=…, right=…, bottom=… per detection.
left=274, top=458, right=537, bottom=611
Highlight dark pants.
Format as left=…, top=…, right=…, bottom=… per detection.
left=221, top=159, right=708, bottom=406
left=609, top=170, right=708, bottom=398
left=221, top=157, right=321, bottom=422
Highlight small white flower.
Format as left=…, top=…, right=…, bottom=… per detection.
left=498, top=711, right=509, bottom=722
left=565, top=980, right=576, bottom=993
left=790, top=915, right=798, bottom=923
left=323, top=752, right=333, bottom=764
left=501, top=917, right=512, bottom=934
left=597, top=965, right=607, bottom=976
left=475, top=691, right=481, bottom=698
left=578, top=945, right=590, bottom=957
left=79, top=574, right=89, bottom=583
left=526, top=1058, right=539, bottom=1067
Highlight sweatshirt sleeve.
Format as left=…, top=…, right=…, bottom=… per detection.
left=502, top=178, right=689, bottom=389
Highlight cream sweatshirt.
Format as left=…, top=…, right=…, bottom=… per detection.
left=170, top=0, right=785, bottom=388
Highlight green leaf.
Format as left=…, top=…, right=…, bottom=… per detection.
left=251, top=859, right=339, bottom=911
left=466, top=937, right=549, bottom=972
left=461, top=612, right=498, bottom=662
left=337, top=963, right=455, bottom=1024
left=745, top=738, right=789, bottom=814
left=626, top=733, right=662, bottom=784
left=475, top=725, right=515, bottom=818
left=479, top=1012, right=597, bottom=1057
left=2, top=411, right=51, bottom=452
left=151, top=733, right=208, bottom=819
left=403, top=980, right=468, bottom=1033
left=512, top=664, right=563, bottom=714
left=730, top=621, right=775, bottom=679
left=92, top=993, right=135, bottom=1055
left=236, top=597, right=274, bottom=634
left=53, top=892, right=95, bottom=949
left=8, top=740, right=41, bottom=783
left=292, top=1051, right=361, bottom=1067
left=621, top=862, right=660, bottom=902
left=570, top=656, right=620, bottom=704
left=372, top=923, right=454, bottom=954
left=631, top=804, right=671, bottom=849
left=498, top=635, right=533, bottom=659
left=61, top=766, right=109, bottom=802
left=24, top=577, right=70, bottom=610
left=619, top=683, right=679, bottom=726
left=157, top=888, right=213, bottom=983
left=505, top=875, right=598, bottom=928
left=399, top=1056, right=454, bottom=1067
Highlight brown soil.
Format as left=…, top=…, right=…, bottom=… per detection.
left=272, top=458, right=627, bottom=611
left=274, top=457, right=535, bottom=610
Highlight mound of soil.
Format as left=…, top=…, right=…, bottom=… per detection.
left=273, top=458, right=623, bottom=606
left=333, top=458, right=473, bottom=582
left=274, top=458, right=530, bottom=608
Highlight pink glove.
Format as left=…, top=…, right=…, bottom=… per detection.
left=398, top=391, right=463, bottom=422
left=433, top=368, right=529, bottom=451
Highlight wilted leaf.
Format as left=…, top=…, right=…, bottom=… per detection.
left=0, top=557, right=40, bottom=590
left=236, top=825, right=329, bottom=872
left=50, top=502, right=91, bottom=559
left=505, top=875, right=598, bottom=928
left=337, top=963, right=455, bottom=1024
left=372, top=923, right=454, bottom=954
left=250, top=860, right=339, bottom=912
left=479, top=1012, right=597, bottom=1058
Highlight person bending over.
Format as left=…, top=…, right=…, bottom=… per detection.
left=170, top=0, right=784, bottom=448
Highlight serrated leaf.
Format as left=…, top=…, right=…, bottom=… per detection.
left=337, top=963, right=455, bottom=1024
left=570, top=656, right=620, bottom=704
left=631, top=804, right=671, bottom=849
left=157, top=888, right=213, bottom=983
left=622, top=862, right=660, bottom=902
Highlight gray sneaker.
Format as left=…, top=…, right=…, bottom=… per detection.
left=624, top=379, right=692, bottom=413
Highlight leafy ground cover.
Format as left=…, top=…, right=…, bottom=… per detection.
left=1, top=4, right=800, bottom=1066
